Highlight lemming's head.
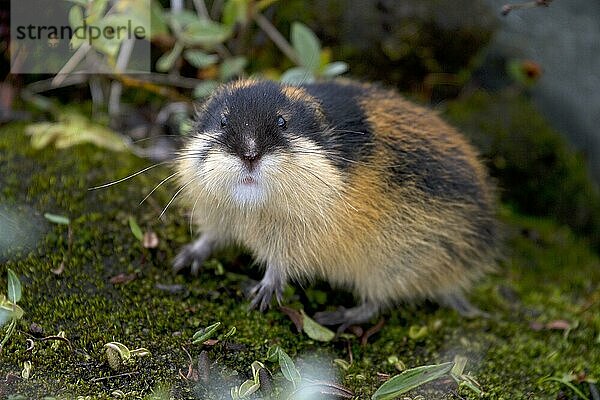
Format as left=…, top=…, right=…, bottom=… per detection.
left=178, top=79, right=340, bottom=208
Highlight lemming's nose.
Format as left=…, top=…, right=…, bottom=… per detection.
left=241, top=150, right=260, bottom=171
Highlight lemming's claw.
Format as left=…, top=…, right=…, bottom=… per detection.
left=172, top=234, right=216, bottom=276
left=439, top=293, right=489, bottom=318
left=314, top=302, right=379, bottom=333
left=248, top=265, right=285, bottom=312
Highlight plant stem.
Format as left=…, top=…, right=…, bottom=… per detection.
left=193, top=0, right=210, bottom=19
left=253, top=12, right=299, bottom=65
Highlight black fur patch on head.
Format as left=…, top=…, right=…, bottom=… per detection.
left=192, top=80, right=375, bottom=171
left=302, top=82, right=375, bottom=170
left=194, top=81, right=293, bottom=162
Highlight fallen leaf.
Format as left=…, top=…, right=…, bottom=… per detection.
left=301, top=310, right=335, bottom=342
left=546, top=320, right=571, bottom=330
left=109, top=273, right=136, bottom=284
left=143, top=231, right=159, bottom=248
left=192, top=322, right=221, bottom=344
left=372, top=361, right=455, bottom=400
left=279, top=306, right=303, bottom=333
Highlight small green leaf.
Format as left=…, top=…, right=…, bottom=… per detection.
left=184, top=50, right=219, bottom=69
left=0, top=295, right=23, bottom=327
left=7, top=269, right=22, bottom=303
left=280, top=67, right=314, bottom=85
left=156, top=42, right=184, bottom=72
left=455, top=374, right=482, bottom=396
left=193, top=80, right=219, bottom=99
left=166, top=10, right=200, bottom=29
left=291, top=22, right=321, bottom=72
left=130, top=347, right=151, bottom=357
left=21, top=361, right=32, bottom=379
left=333, top=358, right=351, bottom=371
left=87, top=0, right=108, bottom=24
left=321, top=61, right=348, bottom=78
left=407, top=325, right=428, bottom=340
left=451, top=355, right=468, bottom=376
left=223, top=326, right=237, bottom=339
left=104, top=342, right=131, bottom=361
left=179, top=19, right=232, bottom=46
left=222, top=0, right=249, bottom=26
left=128, top=216, right=143, bottom=241
left=219, top=56, right=247, bottom=81
left=251, top=361, right=265, bottom=381
left=301, top=310, right=335, bottom=342
left=278, top=348, right=301, bottom=388
left=237, top=379, right=260, bottom=397
left=266, top=345, right=280, bottom=362
left=372, top=362, right=455, bottom=400
left=44, top=213, right=70, bottom=225
left=149, top=0, right=169, bottom=38
left=0, top=301, right=24, bottom=322
left=192, top=322, right=221, bottom=344
left=68, top=5, right=84, bottom=29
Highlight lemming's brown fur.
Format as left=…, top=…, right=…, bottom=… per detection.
left=176, top=79, right=498, bottom=319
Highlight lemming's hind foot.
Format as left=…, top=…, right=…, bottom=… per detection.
left=439, top=293, right=489, bottom=318
left=172, top=233, right=216, bottom=276
left=314, top=301, right=380, bottom=333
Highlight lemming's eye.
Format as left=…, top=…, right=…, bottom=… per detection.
left=277, top=115, right=287, bottom=129
left=220, top=115, right=228, bottom=128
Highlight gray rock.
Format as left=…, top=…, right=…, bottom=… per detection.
left=485, top=0, right=600, bottom=184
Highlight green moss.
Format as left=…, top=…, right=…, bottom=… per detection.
left=1, top=123, right=599, bottom=399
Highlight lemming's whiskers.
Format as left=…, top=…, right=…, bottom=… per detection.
left=131, top=134, right=182, bottom=144
left=88, top=161, right=171, bottom=190
left=189, top=192, right=202, bottom=237
left=139, top=171, right=180, bottom=206
left=159, top=177, right=198, bottom=220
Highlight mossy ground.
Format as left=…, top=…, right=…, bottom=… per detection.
left=0, top=120, right=599, bottom=400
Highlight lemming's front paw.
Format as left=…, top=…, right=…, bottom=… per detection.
left=248, top=268, right=285, bottom=312
left=172, top=244, right=208, bottom=275
left=249, top=280, right=283, bottom=312
left=172, top=235, right=215, bottom=275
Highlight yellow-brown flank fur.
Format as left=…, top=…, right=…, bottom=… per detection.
left=177, top=80, right=497, bottom=309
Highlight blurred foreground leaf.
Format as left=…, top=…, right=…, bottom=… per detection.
left=26, top=112, right=127, bottom=152
left=278, top=347, right=301, bottom=388
left=291, top=22, right=321, bottom=72
left=44, top=213, right=70, bottom=225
